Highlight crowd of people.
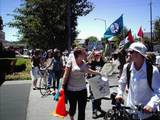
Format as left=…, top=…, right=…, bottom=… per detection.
left=1, top=39, right=160, bottom=120
left=29, top=41, right=160, bottom=120
left=30, top=48, right=67, bottom=92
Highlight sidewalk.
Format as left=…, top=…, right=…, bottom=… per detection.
left=0, top=80, right=31, bottom=120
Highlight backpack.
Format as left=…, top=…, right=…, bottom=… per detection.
left=126, top=59, right=153, bottom=91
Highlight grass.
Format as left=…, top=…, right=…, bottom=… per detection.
left=6, top=58, right=32, bottom=81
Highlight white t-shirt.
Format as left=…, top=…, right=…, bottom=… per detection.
left=66, top=59, right=88, bottom=91
left=156, top=56, right=160, bottom=65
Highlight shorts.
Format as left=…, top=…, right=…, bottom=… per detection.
left=30, top=67, right=40, bottom=81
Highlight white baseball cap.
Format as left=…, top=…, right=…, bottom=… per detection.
left=128, top=42, right=147, bottom=57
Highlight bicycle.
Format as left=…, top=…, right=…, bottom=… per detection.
left=104, top=92, right=160, bottom=120
left=39, top=68, right=55, bottom=97
left=104, top=92, right=130, bottom=120
left=128, top=105, right=160, bottom=120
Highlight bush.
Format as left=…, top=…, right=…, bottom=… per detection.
left=0, top=58, right=16, bottom=74
left=14, top=64, right=26, bottom=72
left=14, top=58, right=27, bottom=72
left=6, top=58, right=32, bottom=80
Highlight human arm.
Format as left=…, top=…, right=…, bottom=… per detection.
left=61, top=59, right=72, bottom=89
left=86, top=68, right=101, bottom=76
left=61, top=66, right=71, bottom=89
left=44, top=58, right=54, bottom=70
left=31, top=55, right=34, bottom=63
left=87, top=50, right=95, bottom=63
left=144, top=66, right=160, bottom=112
left=115, top=63, right=128, bottom=100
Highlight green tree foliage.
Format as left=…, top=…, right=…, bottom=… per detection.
left=153, top=17, right=160, bottom=43
left=86, top=36, right=98, bottom=42
left=8, top=0, right=94, bottom=50
left=84, top=36, right=98, bottom=48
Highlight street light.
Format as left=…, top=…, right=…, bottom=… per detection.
left=94, top=18, right=107, bottom=31
left=94, top=18, right=110, bottom=57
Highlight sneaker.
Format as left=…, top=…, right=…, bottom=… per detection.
left=51, top=90, right=56, bottom=95
left=98, top=109, right=106, bottom=115
left=92, top=112, right=97, bottom=119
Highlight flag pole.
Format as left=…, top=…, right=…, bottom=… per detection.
left=150, top=0, right=153, bottom=51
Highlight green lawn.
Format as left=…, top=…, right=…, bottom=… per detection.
left=6, top=58, right=32, bottom=80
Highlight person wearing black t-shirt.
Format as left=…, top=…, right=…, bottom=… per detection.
left=87, top=50, right=106, bottom=119
left=31, top=50, right=41, bottom=90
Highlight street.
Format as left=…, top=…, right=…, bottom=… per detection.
left=0, top=63, right=120, bottom=120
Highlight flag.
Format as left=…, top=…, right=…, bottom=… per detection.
left=104, top=15, right=123, bottom=39
left=119, top=30, right=134, bottom=49
left=137, top=27, right=144, bottom=38
left=137, top=26, right=144, bottom=43
left=127, top=30, right=134, bottom=43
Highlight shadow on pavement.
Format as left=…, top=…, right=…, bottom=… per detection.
left=0, top=81, right=31, bottom=120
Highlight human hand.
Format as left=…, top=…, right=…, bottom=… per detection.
left=60, top=87, right=64, bottom=92
left=143, top=105, right=153, bottom=112
left=115, top=95, right=124, bottom=103
left=58, top=88, right=65, bottom=96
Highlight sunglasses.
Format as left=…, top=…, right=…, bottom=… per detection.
left=128, top=51, right=135, bottom=54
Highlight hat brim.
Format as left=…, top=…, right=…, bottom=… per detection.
left=128, top=48, right=147, bottom=58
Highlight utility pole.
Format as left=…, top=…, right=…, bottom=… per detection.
left=150, top=0, right=153, bottom=51
left=67, top=0, right=71, bottom=52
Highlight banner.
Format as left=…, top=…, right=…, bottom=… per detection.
left=104, top=15, right=123, bottom=39
left=87, top=41, right=103, bottom=51
left=88, top=75, right=110, bottom=99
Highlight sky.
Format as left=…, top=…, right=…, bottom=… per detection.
left=0, top=0, right=160, bottom=41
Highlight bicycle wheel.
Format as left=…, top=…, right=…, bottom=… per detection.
left=39, top=77, right=48, bottom=96
left=104, top=109, right=115, bottom=120
left=119, top=111, right=131, bottom=120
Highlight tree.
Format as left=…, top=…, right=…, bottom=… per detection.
left=86, top=36, right=98, bottom=42
left=0, top=16, right=3, bottom=30
left=153, top=17, right=160, bottom=43
left=8, top=0, right=94, bottom=50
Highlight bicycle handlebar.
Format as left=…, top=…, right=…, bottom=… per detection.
left=116, top=103, right=159, bottom=115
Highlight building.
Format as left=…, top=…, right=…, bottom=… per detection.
left=144, top=32, right=155, bottom=39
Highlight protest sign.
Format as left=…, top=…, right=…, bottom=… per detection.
left=88, top=75, right=110, bottom=99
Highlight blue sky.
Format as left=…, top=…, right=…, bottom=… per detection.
left=1, top=0, right=160, bottom=41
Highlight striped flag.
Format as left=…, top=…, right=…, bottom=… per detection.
left=119, top=30, right=134, bottom=49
